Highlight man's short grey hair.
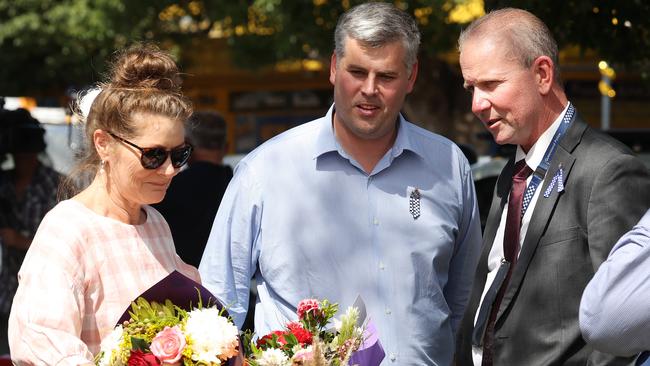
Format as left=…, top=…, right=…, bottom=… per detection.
left=334, top=2, right=421, bottom=71
left=458, top=8, right=561, bottom=84
left=186, top=111, right=227, bottom=150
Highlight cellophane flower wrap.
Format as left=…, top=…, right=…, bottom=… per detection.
left=95, top=297, right=239, bottom=366
left=243, top=298, right=370, bottom=366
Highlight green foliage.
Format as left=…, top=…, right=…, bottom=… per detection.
left=3, top=0, right=650, bottom=95
left=123, top=298, right=187, bottom=345
left=207, top=0, right=459, bottom=68
left=0, top=0, right=179, bottom=94
left=241, top=331, right=264, bottom=366
left=212, top=0, right=650, bottom=76
left=216, top=1, right=348, bottom=68
left=240, top=329, right=256, bottom=358
left=485, top=0, right=650, bottom=76
left=129, top=337, right=150, bottom=352
left=332, top=307, right=360, bottom=348
left=282, top=332, right=300, bottom=352
left=301, top=299, right=338, bottom=337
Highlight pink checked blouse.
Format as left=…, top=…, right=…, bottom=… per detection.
left=8, top=199, right=200, bottom=365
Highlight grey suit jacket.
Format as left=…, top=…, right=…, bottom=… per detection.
left=456, top=113, right=650, bottom=366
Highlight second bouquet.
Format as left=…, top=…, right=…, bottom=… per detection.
left=243, top=297, right=384, bottom=366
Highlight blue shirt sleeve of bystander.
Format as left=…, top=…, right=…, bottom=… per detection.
left=199, top=160, right=262, bottom=329
left=445, top=154, right=483, bottom=336
left=580, top=209, right=650, bottom=356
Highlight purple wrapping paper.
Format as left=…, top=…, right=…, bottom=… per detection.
left=117, top=270, right=224, bottom=323
left=349, top=320, right=385, bottom=366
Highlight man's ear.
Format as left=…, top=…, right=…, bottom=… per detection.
left=329, top=53, right=338, bottom=86
left=406, top=60, right=419, bottom=93
left=93, top=129, right=112, bottom=162
left=533, top=55, right=554, bottom=95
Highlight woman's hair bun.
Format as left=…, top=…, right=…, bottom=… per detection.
left=108, top=43, right=182, bottom=92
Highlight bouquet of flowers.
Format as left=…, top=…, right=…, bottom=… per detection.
left=95, top=271, right=241, bottom=366
left=95, top=298, right=240, bottom=366
left=243, top=298, right=383, bottom=366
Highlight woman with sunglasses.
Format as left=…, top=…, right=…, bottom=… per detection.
left=8, top=44, right=200, bottom=365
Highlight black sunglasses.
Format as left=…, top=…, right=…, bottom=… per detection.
left=108, top=132, right=192, bottom=170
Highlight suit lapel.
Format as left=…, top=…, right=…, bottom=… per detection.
left=465, top=159, right=514, bottom=323
left=496, top=114, right=587, bottom=321
left=483, top=160, right=515, bottom=253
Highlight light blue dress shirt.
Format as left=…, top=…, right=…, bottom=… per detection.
left=580, top=209, right=650, bottom=357
left=199, top=105, right=482, bottom=365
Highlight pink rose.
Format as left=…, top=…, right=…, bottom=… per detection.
left=297, top=299, right=320, bottom=320
left=293, top=347, right=313, bottom=362
left=150, top=326, right=186, bottom=364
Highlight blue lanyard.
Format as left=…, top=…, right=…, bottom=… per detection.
left=521, top=103, right=575, bottom=217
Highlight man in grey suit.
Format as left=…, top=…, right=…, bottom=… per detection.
left=455, top=8, right=650, bottom=366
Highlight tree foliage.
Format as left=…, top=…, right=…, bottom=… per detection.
left=486, top=0, right=650, bottom=77
left=201, top=0, right=650, bottom=75
left=201, top=0, right=467, bottom=68
left=0, top=0, right=181, bottom=95
left=1, top=0, right=649, bottom=96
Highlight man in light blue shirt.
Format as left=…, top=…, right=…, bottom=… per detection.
left=199, top=3, right=482, bottom=365
left=580, top=209, right=650, bottom=362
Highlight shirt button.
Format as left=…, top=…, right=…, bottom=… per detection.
left=385, top=308, right=391, bottom=315
left=379, top=261, right=385, bottom=270
left=389, top=353, right=397, bottom=362
left=373, top=218, right=379, bottom=225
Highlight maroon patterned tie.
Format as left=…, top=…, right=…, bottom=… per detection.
left=482, top=160, right=533, bottom=366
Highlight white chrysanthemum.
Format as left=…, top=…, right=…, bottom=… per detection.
left=257, top=348, right=291, bottom=366
left=97, top=325, right=124, bottom=366
left=184, top=307, right=239, bottom=364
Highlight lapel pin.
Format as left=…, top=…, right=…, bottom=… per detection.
left=544, top=163, right=564, bottom=198
left=409, top=188, right=421, bottom=220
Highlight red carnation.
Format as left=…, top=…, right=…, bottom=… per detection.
left=287, top=322, right=313, bottom=345
left=128, top=350, right=160, bottom=366
left=297, top=299, right=321, bottom=320
left=256, top=330, right=288, bottom=348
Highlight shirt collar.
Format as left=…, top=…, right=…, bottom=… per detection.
left=313, top=104, right=421, bottom=161
left=313, top=104, right=338, bottom=159
left=392, top=113, right=422, bottom=159
left=516, top=102, right=571, bottom=168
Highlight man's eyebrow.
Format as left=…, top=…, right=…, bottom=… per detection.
left=346, top=63, right=366, bottom=70
left=377, top=71, right=399, bottom=77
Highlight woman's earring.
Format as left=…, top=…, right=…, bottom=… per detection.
left=100, top=160, right=106, bottom=173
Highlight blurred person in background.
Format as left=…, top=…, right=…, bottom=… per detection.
left=154, top=110, right=233, bottom=267
left=8, top=44, right=200, bottom=365
left=0, top=107, right=61, bottom=355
